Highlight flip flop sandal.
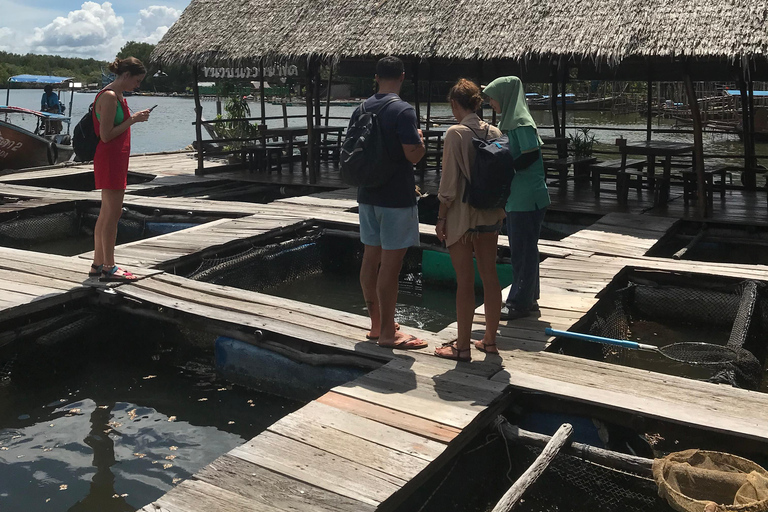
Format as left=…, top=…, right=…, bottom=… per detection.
left=100, top=266, right=138, bottom=282
left=366, top=323, right=400, bottom=340
left=474, top=340, right=498, bottom=353
left=379, top=334, right=428, bottom=350
left=434, top=342, right=471, bottom=362
left=88, top=263, right=103, bottom=277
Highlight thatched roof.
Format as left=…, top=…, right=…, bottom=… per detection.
left=152, top=0, right=768, bottom=69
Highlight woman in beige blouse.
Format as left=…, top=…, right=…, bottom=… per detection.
left=434, top=79, right=505, bottom=361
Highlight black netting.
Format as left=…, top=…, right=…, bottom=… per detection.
left=0, top=211, right=79, bottom=241
left=512, top=443, right=673, bottom=512
left=633, top=285, right=740, bottom=328
left=554, top=277, right=766, bottom=390
left=186, top=232, right=325, bottom=290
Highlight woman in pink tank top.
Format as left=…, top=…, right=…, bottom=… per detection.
left=89, top=57, right=151, bottom=282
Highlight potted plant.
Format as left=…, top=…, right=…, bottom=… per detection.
left=568, top=127, right=597, bottom=158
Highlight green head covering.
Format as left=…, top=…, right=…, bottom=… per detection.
left=483, top=76, right=541, bottom=143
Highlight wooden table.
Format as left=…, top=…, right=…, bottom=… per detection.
left=618, top=141, right=694, bottom=204
left=261, top=125, right=345, bottom=171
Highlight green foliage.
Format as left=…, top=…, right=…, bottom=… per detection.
left=568, top=127, right=597, bottom=158
left=0, top=44, right=193, bottom=94
left=0, top=51, right=108, bottom=85
left=213, top=95, right=260, bottom=151
left=116, top=41, right=192, bottom=93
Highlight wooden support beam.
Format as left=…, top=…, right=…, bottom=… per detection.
left=491, top=423, right=573, bottom=512
left=426, top=60, right=433, bottom=129
left=646, top=73, right=653, bottom=142
left=684, top=70, right=708, bottom=218
left=259, top=58, right=266, bottom=127
left=412, top=60, right=421, bottom=129
left=192, top=66, right=205, bottom=176
left=739, top=74, right=757, bottom=189
left=305, top=57, right=317, bottom=184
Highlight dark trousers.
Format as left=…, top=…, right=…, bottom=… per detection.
left=505, top=207, right=546, bottom=310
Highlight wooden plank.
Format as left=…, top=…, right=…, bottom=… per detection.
left=316, top=391, right=461, bottom=443
left=152, top=478, right=284, bottom=512
left=267, top=408, right=431, bottom=477
left=195, top=454, right=374, bottom=512
left=231, top=431, right=403, bottom=507
left=292, top=401, right=447, bottom=461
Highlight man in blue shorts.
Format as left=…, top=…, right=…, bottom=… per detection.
left=351, top=56, right=428, bottom=350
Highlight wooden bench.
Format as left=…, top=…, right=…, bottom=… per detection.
left=545, top=156, right=597, bottom=187
left=590, top=158, right=646, bottom=202
left=681, top=165, right=729, bottom=207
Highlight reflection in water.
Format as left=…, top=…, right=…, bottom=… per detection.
left=0, top=314, right=303, bottom=512
left=68, top=404, right=132, bottom=512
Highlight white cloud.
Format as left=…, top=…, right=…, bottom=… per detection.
left=27, top=2, right=125, bottom=59
left=136, top=5, right=180, bottom=35
left=0, top=27, right=15, bottom=52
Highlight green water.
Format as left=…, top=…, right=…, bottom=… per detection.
left=265, top=269, right=476, bottom=333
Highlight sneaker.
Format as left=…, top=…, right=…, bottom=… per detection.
left=500, top=305, right=531, bottom=321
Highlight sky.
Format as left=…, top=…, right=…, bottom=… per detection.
left=0, top=0, right=191, bottom=60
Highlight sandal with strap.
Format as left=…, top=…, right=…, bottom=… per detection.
left=434, top=342, right=471, bottom=362
left=100, top=266, right=138, bottom=282
left=88, top=263, right=103, bottom=277
left=366, top=323, right=400, bottom=341
left=474, top=340, right=498, bottom=354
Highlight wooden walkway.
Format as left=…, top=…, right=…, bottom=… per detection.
left=1, top=155, right=768, bottom=511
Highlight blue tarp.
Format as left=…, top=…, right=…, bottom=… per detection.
left=8, top=74, right=73, bottom=84
left=725, top=90, right=768, bottom=97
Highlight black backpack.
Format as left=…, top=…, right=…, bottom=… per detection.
left=72, top=93, right=103, bottom=162
left=462, top=127, right=516, bottom=209
left=340, top=96, right=400, bottom=187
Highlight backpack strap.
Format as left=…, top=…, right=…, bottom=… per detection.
left=361, top=95, right=401, bottom=116
left=466, top=125, right=490, bottom=142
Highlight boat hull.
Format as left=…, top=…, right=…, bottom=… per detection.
left=0, top=120, right=74, bottom=171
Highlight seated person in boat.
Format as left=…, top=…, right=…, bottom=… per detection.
left=40, top=85, right=63, bottom=134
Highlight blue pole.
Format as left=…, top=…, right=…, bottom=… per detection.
left=544, top=328, right=659, bottom=352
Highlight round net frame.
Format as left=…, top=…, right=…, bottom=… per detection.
left=658, top=342, right=742, bottom=366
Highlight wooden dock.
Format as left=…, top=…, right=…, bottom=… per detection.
left=1, top=154, right=768, bottom=511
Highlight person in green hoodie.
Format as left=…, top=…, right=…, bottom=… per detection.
left=482, top=76, right=550, bottom=325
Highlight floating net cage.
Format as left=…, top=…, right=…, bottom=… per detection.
left=506, top=441, right=673, bottom=512
left=548, top=271, right=767, bottom=390
left=0, top=204, right=217, bottom=253
left=184, top=227, right=424, bottom=292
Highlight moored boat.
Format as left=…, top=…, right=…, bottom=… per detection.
left=1, top=75, right=77, bottom=170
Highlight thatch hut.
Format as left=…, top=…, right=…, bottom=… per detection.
left=152, top=0, right=768, bottom=207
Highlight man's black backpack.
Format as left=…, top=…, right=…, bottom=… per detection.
left=72, top=102, right=99, bottom=162
left=340, top=97, right=400, bottom=187
left=462, top=127, right=516, bottom=209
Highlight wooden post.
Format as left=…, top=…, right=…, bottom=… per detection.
left=259, top=58, right=266, bottom=127
left=684, top=70, right=707, bottom=217
left=314, top=64, right=322, bottom=128
left=491, top=423, right=573, bottom=512
left=749, top=77, right=757, bottom=170
left=305, top=57, right=317, bottom=184
left=646, top=74, right=653, bottom=141
left=325, top=61, right=333, bottom=127
left=412, top=60, right=421, bottom=129
left=282, top=102, right=288, bottom=128
left=476, top=59, right=484, bottom=120
left=550, top=76, right=561, bottom=137
left=739, top=74, right=756, bottom=189
left=192, top=66, right=205, bottom=176
left=425, top=60, right=433, bottom=129
left=560, top=64, right=567, bottom=141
